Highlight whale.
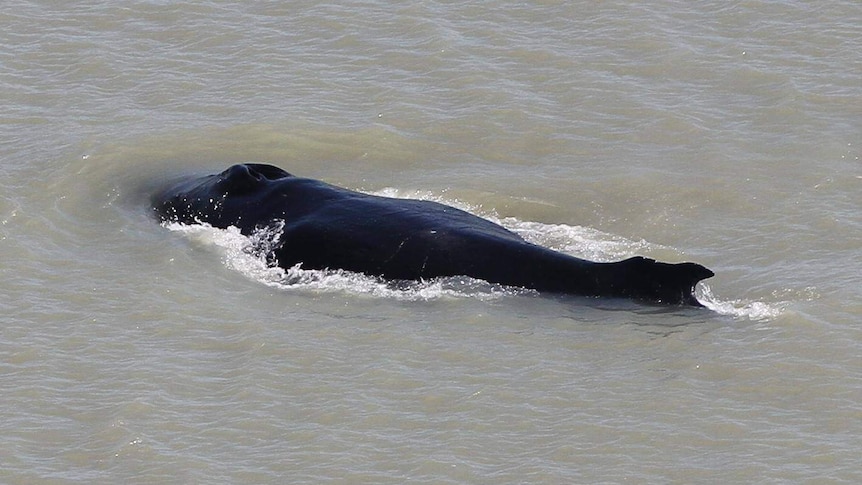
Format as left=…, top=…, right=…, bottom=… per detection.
left=152, top=163, right=714, bottom=305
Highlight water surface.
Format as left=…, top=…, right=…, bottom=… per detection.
left=1, top=1, right=860, bottom=483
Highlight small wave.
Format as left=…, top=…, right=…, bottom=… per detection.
left=164, top=221, right=529, bottom=302
left=369, top=188, right=659, bottom=261
left=498, top=219, right=655, bottom=262
left=697, top=284, right=785, bottom=321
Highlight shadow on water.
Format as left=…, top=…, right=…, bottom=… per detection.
left=537, top=292, right=718, bottom=335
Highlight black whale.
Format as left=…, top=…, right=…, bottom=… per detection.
left=152, top=163, right=714, bottom=305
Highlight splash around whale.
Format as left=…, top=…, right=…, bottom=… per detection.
left=151, top=163, right=714, bottom=306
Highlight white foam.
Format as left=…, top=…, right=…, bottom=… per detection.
left=697, top=284, right=785, bottom=321
left=369, top=188, right=655, bottom=261
left=164, top=221, right=288, bottom=286
left=163, top=221, right=527, bottom=302
left=498, top=219, right=655, bottom=262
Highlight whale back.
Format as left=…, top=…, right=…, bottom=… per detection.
left=152, top=163, right=715, bottom=306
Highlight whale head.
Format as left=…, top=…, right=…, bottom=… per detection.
left=152, top=163, right=292, bottom=228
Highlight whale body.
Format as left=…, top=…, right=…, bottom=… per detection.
left=152, top=163, right=714, bottom=305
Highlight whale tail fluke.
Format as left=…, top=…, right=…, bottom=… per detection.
left=613, top=256, right=714, bottom=306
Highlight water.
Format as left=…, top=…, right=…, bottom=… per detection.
left=1, top=1, right=860, bottom=483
